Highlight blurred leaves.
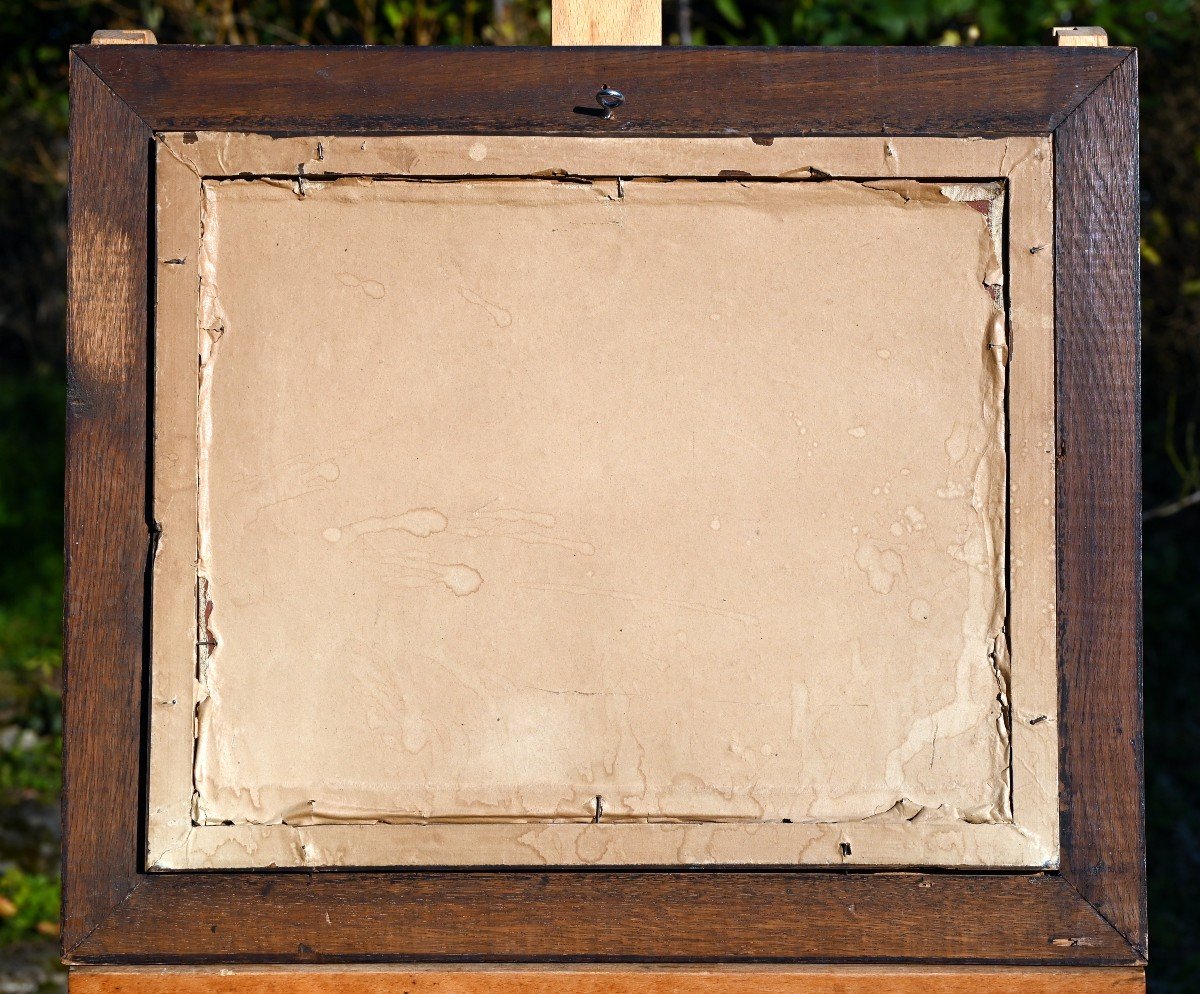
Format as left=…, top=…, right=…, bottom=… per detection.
left=0, top=374, right=64, bottom=806
left=0, top=868, right=61, bottom=945
left=668, top=0, right=1196, bottom=47
left=714, top=0, right=744, bottom=30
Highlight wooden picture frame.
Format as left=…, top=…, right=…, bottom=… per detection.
left=65, top=44, right=1143, bottom=967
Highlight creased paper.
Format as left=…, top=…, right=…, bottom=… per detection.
left=191, top=177, right=1010, bottom=833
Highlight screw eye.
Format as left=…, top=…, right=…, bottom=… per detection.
left=596, top=85, right=625, bottom=119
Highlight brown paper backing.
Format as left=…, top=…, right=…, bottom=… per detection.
left=148, top=135, right=1055, bottom=870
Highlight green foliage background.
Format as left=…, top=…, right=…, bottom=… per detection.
left=1, top=1, right=1198, bottom=987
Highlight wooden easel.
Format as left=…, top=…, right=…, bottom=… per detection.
left=70, top=4, right=1138, bottom=992
left=551, top=0, right=661, bottom=44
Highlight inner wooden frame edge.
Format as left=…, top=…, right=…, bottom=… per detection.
left=147, top=134, right=1056, bottom=872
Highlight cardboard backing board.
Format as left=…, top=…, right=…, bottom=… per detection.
left=147, top=135, right=1055, bottom=870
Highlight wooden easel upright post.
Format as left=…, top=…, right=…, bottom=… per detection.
left=551, top=0, right=661, bottom=45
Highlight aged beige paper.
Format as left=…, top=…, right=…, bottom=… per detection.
left=194, top=175, right=1006, bottom=825
left=148, top=135, right=1056, bottom=869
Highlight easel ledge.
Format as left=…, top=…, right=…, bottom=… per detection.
left=71, top=967, right=1145, bottom=994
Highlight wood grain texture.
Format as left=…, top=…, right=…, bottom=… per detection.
left=1053, top=27, right=1109, bottom=48
left=63, top=54, right=152, bottom=955
left=1054, top=54, right=1146, bottom=956
left=62, top=46, right=1143, bottom=966
left=73, top=45, right=1127, bottom=138
left=68, top=966, right=1146, bottom=994
left=91, top=29, right=158, bottom=45
left=552, top=0, right=661, bottom=45
left=68, top=872, right=1129, bottom=964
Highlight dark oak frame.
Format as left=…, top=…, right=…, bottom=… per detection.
left=65, top=45, right=1143, bottom=966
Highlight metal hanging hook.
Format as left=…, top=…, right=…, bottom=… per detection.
left=596, top=85, right=625, bottom=120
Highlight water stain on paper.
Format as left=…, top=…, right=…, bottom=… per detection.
left=854, top=542, right=904, bottom=595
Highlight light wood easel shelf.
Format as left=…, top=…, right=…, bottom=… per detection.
left=70, top=967, right=1146, bottom=994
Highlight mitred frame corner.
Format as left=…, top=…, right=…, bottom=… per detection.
left=63, top=44, right=1143, bottom=965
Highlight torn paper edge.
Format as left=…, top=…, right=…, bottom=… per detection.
left=1004, top=141, right=1058, bottom=860
left=146, top=145, right=204, bottom=865
left=150, top=819, right=1047, bottom=871
left=159, top=133, right=1047, bottom=186
left=146, top=135, right=1056, bottom=870
left=192, top=177, right=1009, bottom=830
